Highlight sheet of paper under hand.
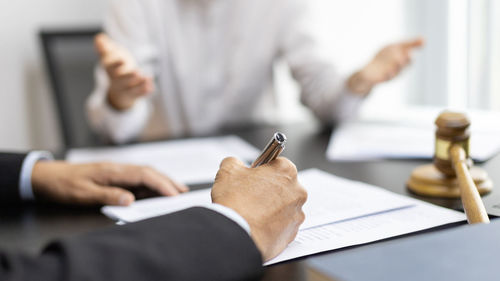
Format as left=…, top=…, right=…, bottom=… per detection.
left=67, top=135, right=260, bottom=185
left=102, top=169, right=416, bottom=228
left=101, top=169, right=465, bottom=265
left=102, top=189, right=213, bottom=222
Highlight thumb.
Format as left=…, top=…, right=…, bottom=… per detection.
left=94, top=33, right=115, bottom=57
left=90, top=185, right=136, bottom=206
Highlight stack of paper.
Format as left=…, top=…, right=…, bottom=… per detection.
left=102, top=169, right=465, bottom=265
left=66, top=135, right=260, bottom=185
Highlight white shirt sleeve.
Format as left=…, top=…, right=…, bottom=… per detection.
left=19, top=151, right=54, bottom=201
left=201, top=203, right=251, bottom=235
left=86, top=0, right=159, bottom=144
left=279, top=0, right=366, bottom=124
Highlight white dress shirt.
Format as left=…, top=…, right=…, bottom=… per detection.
left=87, top=0, right=364, bottom=144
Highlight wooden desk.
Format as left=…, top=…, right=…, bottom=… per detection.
left=1, top=122, right=499, bottom=281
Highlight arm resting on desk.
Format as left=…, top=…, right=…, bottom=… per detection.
left=0, top=207, right=263, bottom=281
left=0, top=152, right=54, bottom=204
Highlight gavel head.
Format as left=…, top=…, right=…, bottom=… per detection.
left=433, top=111, right=472, bottom=177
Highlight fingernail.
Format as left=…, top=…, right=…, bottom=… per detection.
left=119, top=194, right=134, bottom=206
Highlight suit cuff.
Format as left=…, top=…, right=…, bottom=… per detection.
left=202, top=204, right=251, bottom=234
left=20, top=151, right=54, bottom=201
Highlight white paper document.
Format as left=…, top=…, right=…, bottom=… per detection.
left=102, top=169, right=416, bottom=229
left=327, top=122, right=500, bottom=162
left=298, top=169, right=416, bottom=230
left=102, top=189, right=213, bottom=223
left=102, top=168, right=465, bottom=266
left=67, top=135, right=260, bottom=185
left=266, top=202, right=465, bottom=265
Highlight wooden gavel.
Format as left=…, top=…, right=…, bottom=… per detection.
left=407, top=111, right=492, bottom=224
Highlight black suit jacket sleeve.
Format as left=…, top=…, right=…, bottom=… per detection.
left=0, top=153, right=27, bottom=204
left=0, top=207, right=264, bottom=281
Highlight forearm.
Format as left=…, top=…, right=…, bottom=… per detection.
left=297, top=65, right=365, bottom=124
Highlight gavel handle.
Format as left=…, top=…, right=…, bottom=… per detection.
left=449, top=145, right=490, bottom=224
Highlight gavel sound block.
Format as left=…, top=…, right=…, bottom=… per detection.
left=407, top=111, right=492, bottom=224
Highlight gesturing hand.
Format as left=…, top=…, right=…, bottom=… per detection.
left=94, top=33, right=154, bottom=111
left=211, top=157, right=307, bottom=261
left=348, top=37, right=425, bottom=95
left=31, top=161, right=189, bottom=206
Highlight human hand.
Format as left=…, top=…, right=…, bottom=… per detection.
left=31, top=161, right=188, bottom=206
left=211, top=157, right=307, bottom=261
left=347, top=37, right=425, bottom=95
left=94, top=33, right=154, bottom=111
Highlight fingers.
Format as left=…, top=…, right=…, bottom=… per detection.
left=377, top=44, right=415, bottom=82
left=265, top=157, right=298, bottom=175
left=267, top=157, right=306, bottom=207
left=95, top=33, right=126, bottom=76
left=78, top=182, right=136, bottom=206
left=264, top=157, right=305, bottom=207
left=285, top=209, right=306, bottom=245
left=296, top=184, right=308, bottom=207
left=94, top=33, right=115, bottom=57
left=120, top=78, right=153, bottom=97
left=107, top=74, right=153, bottom=110
left=104, top=60, right=125, bottom=78
left=401, top=37, right=425, bottom=50
left=288, top=211, right=305, bottom=243
left=95, top=33, right=137, bottom=76
left=112, top=71, right=141, bottom=84
left=110, top=73, right=152, bottom=96
left=102, top=56, right=131, bottom=78
left=215, top=157, right=246, bottom=183
left=94, top=33, right=150, bottom=110
left=396, top=37, right=424, bottom=68
left=99, top=163, right=188, bottom=196
left=360, top=40, right=414, bottom=85
left=137, top=166, right=189, bottom=196
left=219, top=157, right=246, bottom=170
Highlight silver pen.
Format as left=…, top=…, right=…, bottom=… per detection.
left=251, top=132, right=287, bottom=168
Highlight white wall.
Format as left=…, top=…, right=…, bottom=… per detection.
left=0, top=0, right=105, bottom=151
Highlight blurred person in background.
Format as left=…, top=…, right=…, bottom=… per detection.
left=87, top=0, right=423, bottom=144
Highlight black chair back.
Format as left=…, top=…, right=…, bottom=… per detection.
left=40, top=28, right=103, bottom=148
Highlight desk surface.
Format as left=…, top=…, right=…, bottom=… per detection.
left=1, top=122, right=499, bottom=281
